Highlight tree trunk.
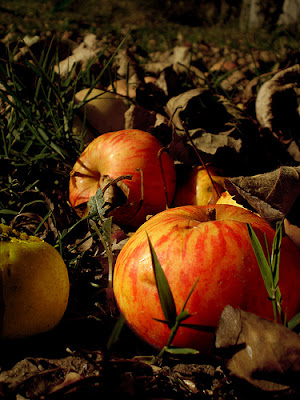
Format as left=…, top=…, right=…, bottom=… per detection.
left=239, top=0, right=300, bottom=31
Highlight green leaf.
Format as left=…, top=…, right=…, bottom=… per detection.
left=176, top=309, right=192, bottom=324
left=247, top=223, right=273, bottom=298
left=88, top=188, right=106, bottom=218
left=287, top=312, right=300, bottom=330
left=165, top=347, right=199, bottom=355
left=271, top=220, right=283, bottom=287
left=106, top=313, right=126, bottom=350
left=102, top=217, right=113, bottom=243
left=180, top=277, right=199, bottom=313
left=146, top=232, right=177, bottom=328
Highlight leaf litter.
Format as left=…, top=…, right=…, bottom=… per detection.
left=1, top=28, right=300, bottom=399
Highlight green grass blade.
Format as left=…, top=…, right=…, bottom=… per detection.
left=271, top=220, right=283, bottom=287
left=146, top=232, right=177, bottom=328
left=165, top=347, right=199, bottom=355
left=287, top=312, right=300, bottom=330
left=247, top=223, right=273, bottom=298
left=106, top=313, right=126, bottom=350
left=180, top=277, right=199, bottom=313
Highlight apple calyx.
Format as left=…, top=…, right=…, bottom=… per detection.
left=0, top=223, right=39, bottom=243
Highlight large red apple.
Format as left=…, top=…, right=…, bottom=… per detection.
left=69, top=129, right=176, bottom=228
left=113, top=204, right=300, bottom=353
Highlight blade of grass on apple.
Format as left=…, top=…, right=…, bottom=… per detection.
left=146, top=232, right=177, bottom=329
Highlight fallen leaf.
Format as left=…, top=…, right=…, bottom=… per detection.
left=50, top=371, right=83, bottom=394
left=219, top=68, right=247, bottom=92
left=54, top=34, right=103, bottom=77
left=215, top=305, right=300, bottom=392
left=124, top=104, right=157, bottom=131
left=0, top=356, right=99, bottom=399
left=188, top=131, right=242, bottom=156
left=225, top=166, right=300, bottom=227
left=145, top=45, right=192, bottom=75
left=255, top=64, right=300, bottom=143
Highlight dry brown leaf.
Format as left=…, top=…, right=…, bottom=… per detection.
left=165, top=88, right=207, bottom=132
left=255, top=64, right=300, bottom=143
left=215, top=305, right=300, bottom=392
left=220, top=68, right=247, bottom=92
left=50, top=371, right=83, bottom=394
left=144, top=46, right=192, bottom=75
left=225, top=166, right=300, bottom=227
left=54, top=34, right=103, bottom=77
left=0, top=356, right=99, bottom=398
left=124, top=104, right=157, bottom=131
left=189, top=131, right=242, bottom=155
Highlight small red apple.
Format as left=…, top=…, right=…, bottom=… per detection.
left=69, top=129, right=176, bottom=228
left=113, top=204, right=300, bottom=353
left=174, top=165, right=226, bottom=207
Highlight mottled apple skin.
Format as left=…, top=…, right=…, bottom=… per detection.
left=113, top=204, right=300, bottom=353
left=69, top=129, right=176, bottom=228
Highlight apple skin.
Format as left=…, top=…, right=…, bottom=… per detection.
left=0, top=225, right=69, bottom=339
left=174, top=165, right=226, bottom=207
left=69, top=129, right=177, bottom=228
left=113, top=204, right=300, bottom=353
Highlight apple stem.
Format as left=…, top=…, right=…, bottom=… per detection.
left=101, top=174, right=133, bottom=194
left=157, top=147, right=171, bottom=209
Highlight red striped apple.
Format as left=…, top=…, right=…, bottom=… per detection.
left=113, top=204, right=300, bottom=353
left=69, top=129, right=176, bottom=228
left=174, top=165, right=226, bottom=207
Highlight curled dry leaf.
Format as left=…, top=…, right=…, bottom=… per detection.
left=255, top=64, right=300, bottom=143
left=124, top=104, right=157, bottom=131
left=166, top=88, right=254, bottom=168
left=54, top=34, right=103, bottom=77
left=144, top=45, right=192, bottom=75
left=189, top=131, right=242, bottom=156
left=50, top=372, right=83, bottom=394
left=215, top=305, right=300, bottom=392
left=166, top=88, right=251, bottom=136
left=0, top=356, right=99, bottom=398
left=225, top=166, right=300, bottom=227
left=219, top=68, right=247, bottom=92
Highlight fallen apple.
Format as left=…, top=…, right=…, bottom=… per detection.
left=69, top=129, right=177, bottom=228
left=113, top=204, right=300, bottom=353
left=75, top=88, right=127, bottom=134
left=174, top=165, right=226, bottom=207
left=0, top=224, right=69, bottom=339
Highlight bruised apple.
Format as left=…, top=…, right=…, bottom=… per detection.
left=113, top=204, right=300, bottom=353
left=69, top=129, right=176, bottom=228
left=174, top=165, right=226, bottom=207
